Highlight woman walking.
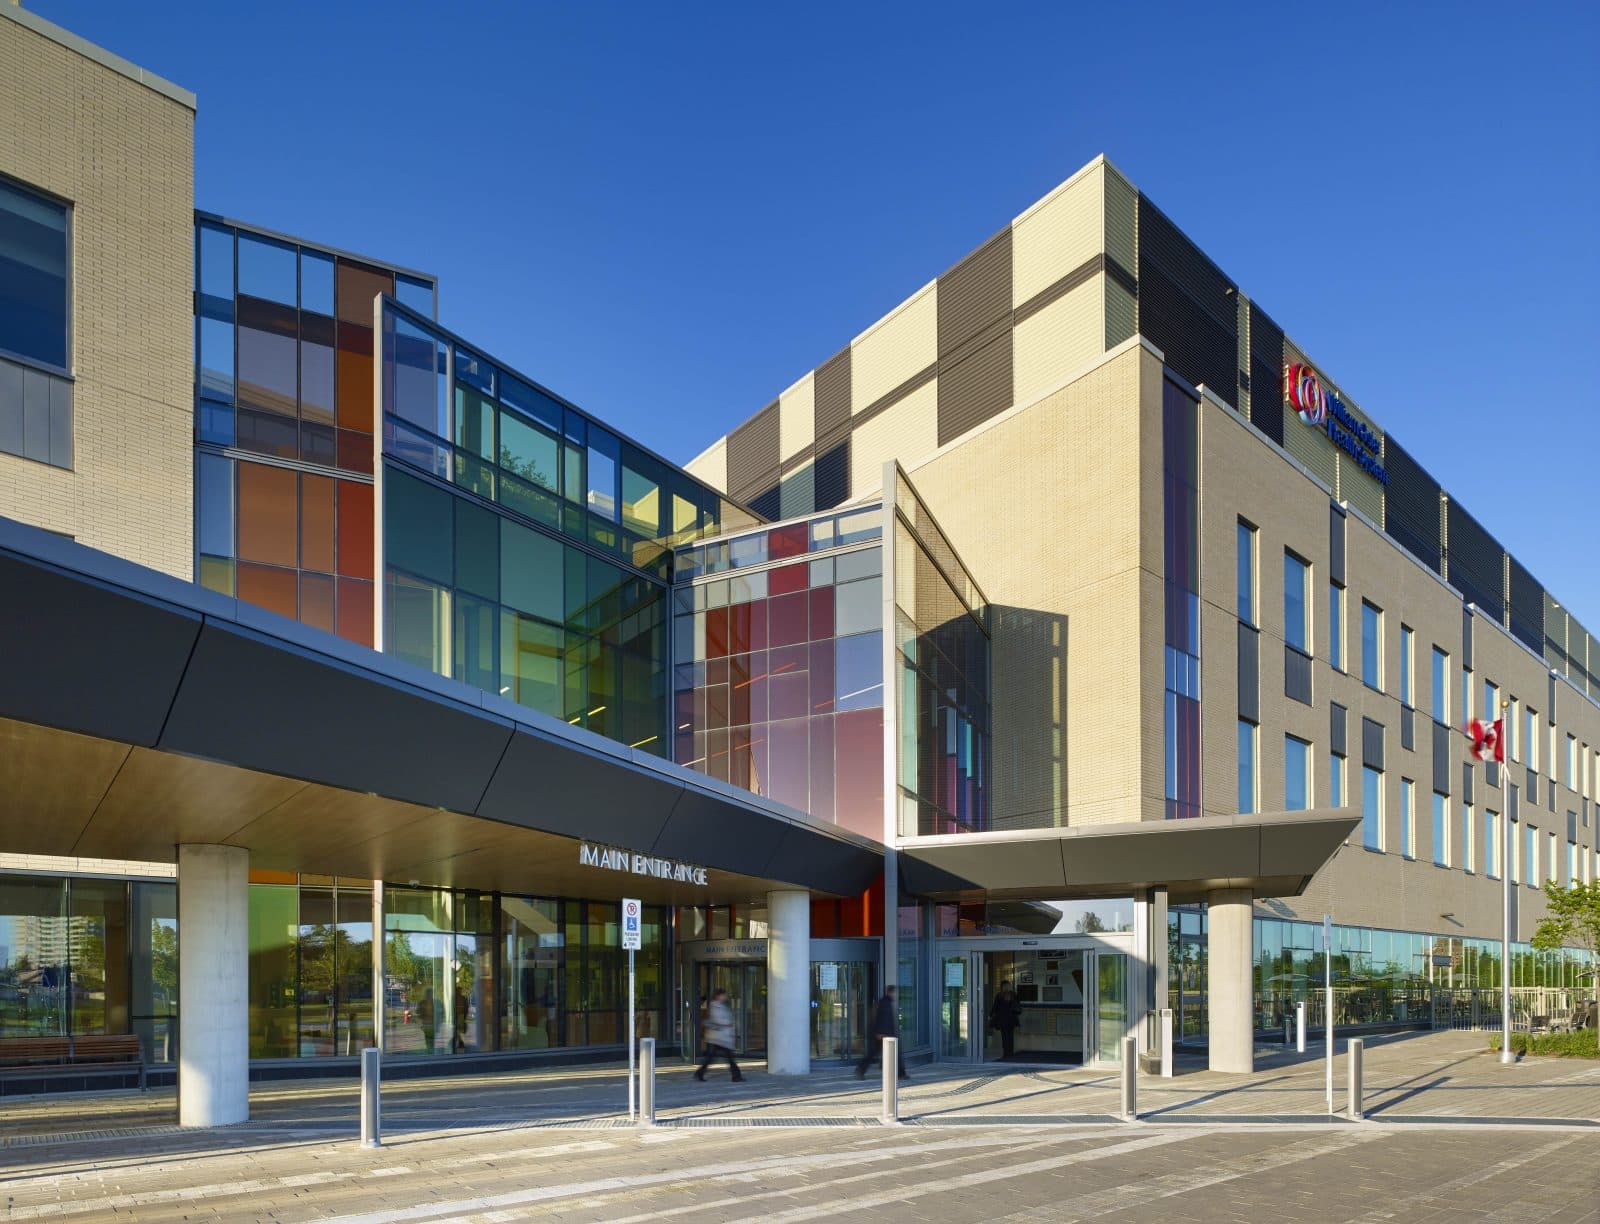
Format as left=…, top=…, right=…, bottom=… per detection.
left=695, top=987, right=744, bottom=1082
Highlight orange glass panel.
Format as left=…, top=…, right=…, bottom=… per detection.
left=248, top=869, right=298, bottom=885
left=336, top=343, right=373, bottom=432
left=236, top=562, right=298, bottom=620
left=337, top=577, right=374, bottom=646
left=300, top=474, right=334, bottom=572
left=235, top=462, right=298, bottom=568
left=336, top=481, right=374, bottom=579
left=335, top=259, right=394, bottom=325
left=300, top=571, right=335, bottom=632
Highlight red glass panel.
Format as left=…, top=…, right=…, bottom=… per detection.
left=730, top=666, right=751, bottom=727
left=834, top=708, right=883, bottom=840
left=810, top=899, right=840, bottom=939
left=299, top=572, right=335, bottom=632
left=236, top=462, right=298, bottom=568
left=768, top=522, right=807, bottom=559
left=336, top=481, right=374, bottom=579
left=729, top=602, right=752, bottom=654
left=809, top=586, right=834, bottom=641
left=808, top=713, right=835, bottom=824
left=300, top=474, right=334, bottom=572
left=706, top=606, right=729, bottom=659
left=748, top=598, right=768, bottom=651
left=864, top=876, right=885, bottom=936
left=769, top=591, right=807, bottom=647
left=236, top=562, right=297, bottom=620
left=745, top=670, right=768, bottom=726
left=767, top=718, right=808, bottom=811
left=768, top=562, right=807, bottom=595
left=336, top=577, right=374, bottom=645
left=809, top=641, right=835, bottom=713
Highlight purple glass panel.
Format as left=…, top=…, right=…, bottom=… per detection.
left=769, top=562, right=807, bottom=595
left=768, top=719, right=809, bottom=811
left=769, top=591, right=808, bottom=647
left=809, top=640, right=835, bottom=714
left=809, top=714, right=836, bottom=824
left=809, top=586, right=834, bottom=641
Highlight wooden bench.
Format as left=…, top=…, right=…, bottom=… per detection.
left=0, top=1034, right=147, bottom=1092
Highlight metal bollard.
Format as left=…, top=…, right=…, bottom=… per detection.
left=638, top=1038, right=656, bottom=1127
left=880, top=1037, right=899, bottom=1123
left=1120, top=1036, right=1137, bottom=1120
left=1296, top=1002, right=1306, bottom=1053
left=360, top=1046, right=381, bottom=1148
left=1284, top=1015, right=1292, bottom=1047
left=1159, top=1008, right=1174, bottom=1078
left=1347, top=1038, right=1364, bottom=1121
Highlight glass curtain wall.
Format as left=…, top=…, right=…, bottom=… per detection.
left=670, top=508, right=887, bottom=838
left=0, top=875, right=177, bottom=1061
left=1163, top=380, right=1202, bottom=819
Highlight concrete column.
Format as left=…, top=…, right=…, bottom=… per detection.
left=766, top=889, right=811, bottom=1075
left=1206, top=887, right=1254, bottom=1074
left=178, top=844, right=249, bottom=1126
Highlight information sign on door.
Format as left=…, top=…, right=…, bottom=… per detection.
left=621, top=897, right=642, bottom=950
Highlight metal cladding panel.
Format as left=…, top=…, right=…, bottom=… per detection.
left=1238, top=622, right=1260, bottom=724
left=0, top=547, right=203, bottom=747
left=813, top=435, right=850, bottom=510
left=766, top=824, right=882, bottom=896
left=1507, top=555, right=1544, bottom=656
left=1329, top=504, right=1346, bottom=586
left=1106, top=277, right=1137, bottom=349
left=1236, top=293, right=1250, bottom=415
left=937, top=227, right=1013, bottom=359
left=1280, top=338, right=1337, bottom=489
left=1331, top=702, right=1347, bottom=756
left=747, top=485, right=781, bottom=521
left=1462, top=760, right=1474, bottom=804
left=727, top=401, right=780, bottom=502
left=1285, top=646, right=1313, bottom=705
left=1248, top=303, right=1284, bottom=447
left=1362, top=717, right=1385, bottom=770
left=1104, top=166, right=1138, bottom=278
left=162, top=620, right=514, bottom=814
left=936, top=327, right=1013, bottom=447
left=1335, top=395, right=1385, bottom=526
left=654, top=786, right=788, bottom=879
left=1137, top=197, right=1237, bottom=403
left=779, top=461, right=816, bottom=519
left=814, top=347, right=852, bottom=438
left=1543, top=592, right=1567, bottom=671
left=1461, top=604, right=1473, bottom=669
left=479, top=728, right=679, bottom=849
left=1433, top=720, right=1451, bottom=794
left=1401, top=706, right=1414, bottom=751
left=1383, top=435, right=1443, bottom=573
left=1445, top=499, right=1505, bottom=622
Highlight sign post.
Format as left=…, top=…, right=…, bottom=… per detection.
left=622, top=898, right=642, bottom=1119
left=1323, top=913, right=1334, bottom=1113
left=1468, top=710, right=1511, bottom=1065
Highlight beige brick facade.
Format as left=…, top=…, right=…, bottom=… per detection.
left=0, top=9, right=195, bottom=577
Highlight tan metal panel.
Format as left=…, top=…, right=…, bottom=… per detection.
left=850, top=379, right=937, bottom=495
left=1012, top=161, right=1104, bottom=308
left=1103, top=163, right=1138, bottom=277
left=685, top=437, right=727, bottom=492
left=1105, top=277, right=1136, bottom=349
left=1332, top=392, right=1385, bottom=526
left=778, top=371, right=815, bottom=462
left=1013, top=274, right=1104, bottom=407
left=1280, top=340, right=1336, bottom=489
left=851, top=282, right=936, bottom=414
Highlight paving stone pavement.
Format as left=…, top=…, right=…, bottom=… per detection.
left=0, top=1032, right=1596, bottom=1221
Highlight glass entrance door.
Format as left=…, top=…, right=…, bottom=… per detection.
left=694, top=962, right=767, bottom=1056
left=1088, top=951, right=1129, bottom=1065
left=980, top=949, right=1086, bottom=1063
left=811, top=960, right=873, bottom=1062
left=940, top=954, right=971, bottom=1058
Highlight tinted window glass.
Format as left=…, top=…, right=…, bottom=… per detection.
left=395, top=274, right=435, bottom=317
left=238, top=234, right=297, bottom=306
left=300, top=251, right=335, bottom=316
left=1283, top=552, right=1308, bottom=651
left=0, top=178, right=69, bottom=369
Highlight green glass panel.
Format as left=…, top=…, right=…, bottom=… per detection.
left=248, top=884, right=298, bottom=1058
left=499, top=409, right=559, bottom=492
left=453, top=496, right=499, bottom=601
left=500, top=609, right=563, bottom=717
left=500, top=519, right=563, bottom=621
left=454, top=384, right=495, bottom=460
left=384, top=468, right=453, bottom=586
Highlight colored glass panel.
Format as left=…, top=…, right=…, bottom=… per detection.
left=237, top=562, right=298, bottom=619
left=300, top=474, right=334, bottom=573
left=336, top=482, right=374, bottom=580
left=236, top=461, right=298, bottom=568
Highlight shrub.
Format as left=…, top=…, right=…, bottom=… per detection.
left=1488, top=1027, right=1599, bottom=1058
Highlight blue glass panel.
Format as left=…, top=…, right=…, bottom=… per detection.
left=301, top=251, right=335, bottom=316
left=835, top=631, right=883, bottom=711
left=237, top=233, right=297, bottom=306
left=395, top=274, right=436, bottom=317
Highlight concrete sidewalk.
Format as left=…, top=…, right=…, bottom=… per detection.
left=2, top=1030, right=1596, bottom=1149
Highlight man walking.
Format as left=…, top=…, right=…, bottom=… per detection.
left=695, top=987, right=743, bottom=1082
left=856, top=985, right=910, bottom=1080
left=989, top=980, right=1021, bottom=1060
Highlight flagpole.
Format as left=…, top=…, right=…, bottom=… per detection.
left=1500, top=700, right=1514, bottom=1064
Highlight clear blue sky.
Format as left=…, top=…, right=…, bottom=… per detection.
left=33, top=1, right=1600, bottom=622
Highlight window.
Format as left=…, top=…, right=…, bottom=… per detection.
left=0, top=176, right=72, bottom=469
left=1236, top=522, right=1256, bottom=624
left=1328, top=583, right=1345, bottom=670
left=1237, top=720, right=1257, bottom=815
left=1360, top=601, right=1383, bottom=690
left=1550, top=831, right=1559, bottom=884
left=1486, top=811, right=1499, bottom=879
left=1462, top=666, right=1473, bottom=723
left=1484, top=680, right=1499, bottom=729
left=1566, top=735, right=1577, bottom=789
left=1330, top=751, right=1345, bottom=808
left=1399, top=625, right=1414, bottom=706
left=1362, top=765, right=1383, bottom=850
left=1525, top=824, right=1538, bottom=888
left=1524, top=705, right=1538, bottom=771
left=1462, top=803, right=1475, bottom=873
left=1285, top=735, right=1311, bottom=811
left=1431, top=647, right=1449, bottom=725
left=1571, top=841, right=1581, bottom=886
left=1283, top=552, right=1309, bottom=652
left=1432, top=793, right=1448, bottom=866
left=1400, top=778, right=1415, bottom=857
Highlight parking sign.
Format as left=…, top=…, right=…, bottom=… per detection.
left=621, top=897, right=641, bottom=950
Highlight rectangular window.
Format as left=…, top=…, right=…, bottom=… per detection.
left=1550, top=831, right=1559, bottom=884
left=1330, top=752, right=1345, bottom=808
left=1432, top=792, right=1448, bottom=867
left=1571, top=841, right=1581, bottom=886
left=1361, top=601, right=1383, bottom=690
left=1399, top=624, right=1414, bottom=707
left=1328, top=583, right=1344, bottom=671
left=1462, top=666, right=1473, bottom=723
left=1524, top=705, right=1537, bottom=771
left=1285, top=735, right=1311, bottom=812
left=1362, top=765, right=1383, bottom=850
left=1484, top=680, right=1499, bottom=729
left=1283, top=552, right=1309, bottom=652
left=1486, top=811, right=1499, bottom=879
left=1236, top=521, right=1256, bottom=624
left=1431, top=647, right=1449, bottom=724
left=1566, top=735, right=1576, bottom=789
left=1525, top=824, right=1538, bottom=888
left=1237, top=720, right=1257, bottom=815
left=1462, top=803, right=1475, bottom=873
left=1400, top=778, right=1415, bottom=857
left=0, top=176, right=70, bottom=371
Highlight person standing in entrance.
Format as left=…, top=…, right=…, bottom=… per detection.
left=856, top=985, right=910, bottom=1080
left=695, top=988, right=743, bottom=1082
left=989, top=980, right=1021, bottom=1060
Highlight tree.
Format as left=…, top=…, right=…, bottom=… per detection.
left=1531, top=881, right=1600, bottom=972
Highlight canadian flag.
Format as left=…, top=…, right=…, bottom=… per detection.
left=1467, top=717, right=1505, bottom=763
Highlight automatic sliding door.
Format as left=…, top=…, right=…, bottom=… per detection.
left=940, top=954, right=972, bottom=1059
left=1090, top=951, right=1129, bottom=1065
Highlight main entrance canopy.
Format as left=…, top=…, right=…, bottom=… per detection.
left=0, top=518, right=881, bottom=903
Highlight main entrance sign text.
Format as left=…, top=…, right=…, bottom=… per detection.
left=579, top=842, right=708, bottom=886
